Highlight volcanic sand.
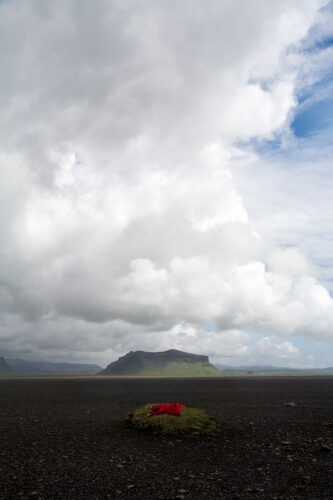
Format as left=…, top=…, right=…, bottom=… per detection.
left=0, top=376, right=332, bottom=499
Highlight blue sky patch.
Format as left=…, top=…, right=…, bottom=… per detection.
left=291, top=97, right=333, bottom=138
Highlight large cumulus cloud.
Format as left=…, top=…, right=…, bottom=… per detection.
left=0, top=0, right=332, bottom=365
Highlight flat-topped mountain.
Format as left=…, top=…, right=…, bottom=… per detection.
left=99, top=349, right=222, bottom=376
left=0, top=357, right=16, bottom=376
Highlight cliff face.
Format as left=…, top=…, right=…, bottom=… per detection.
left=99, top=349, right=222, bottom=376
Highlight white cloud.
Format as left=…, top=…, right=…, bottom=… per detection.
left=267, top=247, right=313, bottom=276
left=0, top=0, right=332, bottom=365
left=253, top=336, right=300, bottom=359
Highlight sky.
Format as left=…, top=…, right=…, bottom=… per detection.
left=1, top=0, right=333, bottom=368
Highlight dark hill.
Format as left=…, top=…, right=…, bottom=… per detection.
left=0, top=357, right=16, bottom=376
left=99, top=349, right=222, bottom=376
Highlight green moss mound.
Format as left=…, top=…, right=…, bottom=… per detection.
left=124, top=403, right=219, bottom=435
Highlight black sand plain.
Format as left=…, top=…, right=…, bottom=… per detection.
left=0, top=376, right=332, bottom=499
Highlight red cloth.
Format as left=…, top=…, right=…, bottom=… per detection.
left=149, top=403, right=184, bottom=417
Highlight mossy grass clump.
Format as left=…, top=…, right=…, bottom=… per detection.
left=124, top=403, right=219, bottom=435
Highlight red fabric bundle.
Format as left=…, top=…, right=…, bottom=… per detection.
left=149, top=403, right=184, bottom=417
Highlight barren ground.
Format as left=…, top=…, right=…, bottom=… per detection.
left=0, top=376, right=332, bottom=499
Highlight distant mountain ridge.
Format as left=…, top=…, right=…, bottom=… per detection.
left=5, top=358, right=102, bottom=376
left=99, top=349, right=222, bottom=376
left=0, top=357, right=16, bottom=376
left=213, top=364, right=333, bottom=375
